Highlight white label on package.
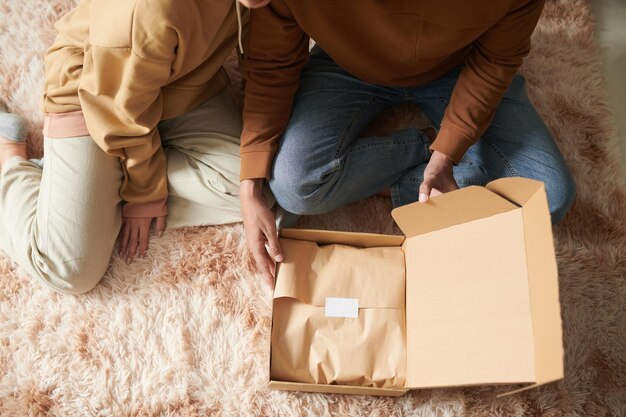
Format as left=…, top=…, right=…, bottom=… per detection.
left=325, top=297, right=359, bottom=318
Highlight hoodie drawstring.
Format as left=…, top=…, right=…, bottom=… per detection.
left=235, top=0, right=244, bottom=55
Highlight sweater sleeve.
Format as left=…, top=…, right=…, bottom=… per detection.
left=240, top=0, right=310, bottom=181
left=78, top=10, right=178, bottom=217
left=430, top=0, right=546, bottom=163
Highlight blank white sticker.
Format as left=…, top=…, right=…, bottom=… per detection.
left=325, top=297, right=359, bottom=318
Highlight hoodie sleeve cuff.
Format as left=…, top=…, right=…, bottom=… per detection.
left=122, top=198, right=168, bottom=218
left=240, top=151, right=274, bottom=181
left=429, top=124, right=476, bottom=165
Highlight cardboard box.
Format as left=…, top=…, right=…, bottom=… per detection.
left=269, top=178, right=564, bottom=397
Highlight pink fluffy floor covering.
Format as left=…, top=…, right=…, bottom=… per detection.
left=0, top=0, right=625, bottom=415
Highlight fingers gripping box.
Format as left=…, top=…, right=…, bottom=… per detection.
left=269, top=178, right=564, bottom=397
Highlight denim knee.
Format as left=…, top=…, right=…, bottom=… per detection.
left=269, top=169, right=335, bottom=216
left=545, top=167, right=576, bottom=225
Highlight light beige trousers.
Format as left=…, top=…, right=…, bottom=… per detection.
left=0, top=89, right=242, bottom=294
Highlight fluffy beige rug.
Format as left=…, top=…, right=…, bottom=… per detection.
left=1, top=0, right=625, bottom=415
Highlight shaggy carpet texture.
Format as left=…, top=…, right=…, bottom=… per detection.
left=1, top=0, right=625, bottom=415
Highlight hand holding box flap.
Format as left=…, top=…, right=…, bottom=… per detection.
left=272, top=238, right=406, bottom=388
left=391, top=185, right=518, bottom=238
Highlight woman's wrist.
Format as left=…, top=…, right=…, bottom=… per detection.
left=122, top=198, right=168, bottom=218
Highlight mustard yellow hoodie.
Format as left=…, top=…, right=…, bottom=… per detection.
left=42, top=0, right=246, bottom=217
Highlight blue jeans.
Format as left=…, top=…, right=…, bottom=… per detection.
left=270, top=46, right=576, bottom=224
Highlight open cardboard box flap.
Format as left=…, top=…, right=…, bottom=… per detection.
left=488, top=179, right=564, bottom=394
left=270, top=178, right=563, bottom=397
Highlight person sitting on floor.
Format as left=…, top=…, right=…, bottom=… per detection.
left=236, top=0, right=577, bottom=285
left=0, top=0, right=248, bottom=294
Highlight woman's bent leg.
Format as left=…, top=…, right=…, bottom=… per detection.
left=159, top=88, right=243, bottom=228
left=0, top=136, right=123, bottom=294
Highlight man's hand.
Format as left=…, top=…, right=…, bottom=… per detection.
left=419, top=151, right=459, bottom=202
left=241, top=179, right=283, bottom=288
left=119, top=216, right=166, bottom=263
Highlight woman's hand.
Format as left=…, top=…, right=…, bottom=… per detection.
left=119, top=216, right=166, bottom=263
left=419, top=151, right=459, bottom=202
left=241, top=179, right=283, bottom=288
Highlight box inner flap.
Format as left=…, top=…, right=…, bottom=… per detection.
left=275, top=238, right=405, bottom=309
left=391, top=186, right=518, bottom=238
left=517, top=185, right=564, bottom=383
left=485, top=177, right=544, bottom=207
left=280, top=228, right=405, bottom=248
left=404, top=210, right=536, bottom=388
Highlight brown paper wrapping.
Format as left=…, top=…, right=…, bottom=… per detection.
left=271, top=238, right=406, bottom=388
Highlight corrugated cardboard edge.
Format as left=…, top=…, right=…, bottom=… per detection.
left=495, top=378, right=562, bottom=398
left=268, top=381, right=408, bottom=397
left=279, top=228, right=405, bottom=248
left=486, top=178, right=565, bottom=396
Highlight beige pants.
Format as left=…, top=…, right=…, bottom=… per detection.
left=0, top=89, right=242, bottom=294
